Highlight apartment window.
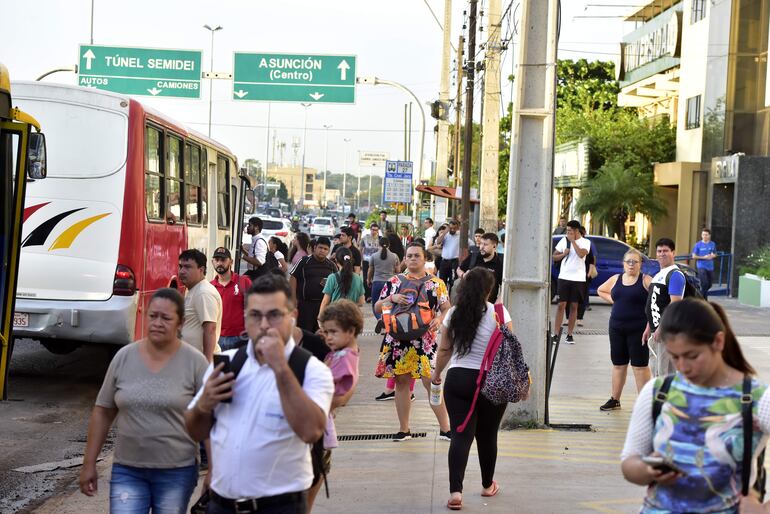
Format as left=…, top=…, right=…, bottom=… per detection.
left=145, top=126, right=163, bottom=220
left=686, top=95, right=702, bottom=130
left=691, top=0, right=706, bottom=24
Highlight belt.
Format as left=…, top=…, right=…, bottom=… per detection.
left=210, top=490, right=305, bottom=513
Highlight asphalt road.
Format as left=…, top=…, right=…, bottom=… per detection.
left=0, top=339, right=115, bottom=513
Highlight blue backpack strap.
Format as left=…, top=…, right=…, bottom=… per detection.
left=652, top=374, right=675, bottom=427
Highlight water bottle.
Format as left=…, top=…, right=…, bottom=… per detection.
left=430, top=382, right=442, bottom=406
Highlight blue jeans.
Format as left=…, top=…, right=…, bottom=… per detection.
left=218, top=335, right=245, bottom=351
left=371, top=281, right=387, bottom=320
left=109, top=463, right=198, bottom=513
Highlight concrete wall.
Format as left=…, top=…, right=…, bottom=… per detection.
left=652, top=161, right=708, bottom=254
left=676, top=0, right=709, bottom=162
left=730, top=156, right=770, bottom=290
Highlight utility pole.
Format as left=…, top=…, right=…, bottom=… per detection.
left=460, top=0, right=478, bottom=258
left=453, top=35, right=465, bottom=191
left=263, top=103, right=271, bottom=202
left=203, top=24, right=223, bottom=138
left=434, top=0, right=452, bottom=224
left=343, top=138, right=351, bottom=211
left=299, top=103, right=311, bottom=209
left=479, top=0, right=502, bottom=232
left=501, top=0, right=559, bottom=426
left=323, top=124, right=332, bottom=211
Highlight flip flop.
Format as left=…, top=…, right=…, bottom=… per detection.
left=481, top=480, right=499, bottom=497
left=447, top=496, right=463, bottom=510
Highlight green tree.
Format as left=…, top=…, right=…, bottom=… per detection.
left=575, top=161, right=666, bottom=240
left=277, top=181, right=289, bottom=203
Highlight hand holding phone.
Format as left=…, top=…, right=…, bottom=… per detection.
left=213, top=354, right=234, bottom=404
left=641, top=455, right=686, bottom=476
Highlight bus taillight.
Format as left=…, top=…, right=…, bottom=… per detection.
left=113, top=265, right=136, bottom=296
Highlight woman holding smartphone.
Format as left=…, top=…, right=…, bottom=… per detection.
left=621, top=298, right=770, bottom=513
left=79, top=288, right=208, bottom=513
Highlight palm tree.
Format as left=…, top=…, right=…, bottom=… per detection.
left=576, top=161, right=666, bottom=241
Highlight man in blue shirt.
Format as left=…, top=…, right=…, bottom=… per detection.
left=691, top=228, right=717, bottom=299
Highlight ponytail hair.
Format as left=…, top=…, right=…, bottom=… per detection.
left=379, top=236, right=390, bottom=260
left=659, top=298, right=755, bottom=375
left=334, top=246, right=354, bottom=297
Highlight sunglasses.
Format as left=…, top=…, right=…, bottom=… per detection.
left=623, top=259, right=640, bottom=265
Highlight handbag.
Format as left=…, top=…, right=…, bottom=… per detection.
left=456, top=304, right=531, bottom=433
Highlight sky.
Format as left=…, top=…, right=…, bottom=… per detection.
left=2, top=0, right=637, bottom=179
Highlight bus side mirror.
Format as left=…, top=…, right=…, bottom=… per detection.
left=27, top=132, right=47, bottom=180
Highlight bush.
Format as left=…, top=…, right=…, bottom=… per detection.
left=740, top=246, right=770, bottom=280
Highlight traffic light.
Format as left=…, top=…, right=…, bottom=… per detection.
left=430, top=100, right=448, bottom=121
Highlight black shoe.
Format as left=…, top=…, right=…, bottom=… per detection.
left=565, top=335, right=575, bottom=344
left=375, top=391, right=396, bottom=401
left=410, top=393, right=415, bottom=402
left=551, top=334, right=559, bottom=345
left=393, top=431, right=412, bottom=442
left=375, top=319, right=385, bottom=334
left=600, top=397, right=621, bottom=411
left=439, top=430, right=452, bottom=441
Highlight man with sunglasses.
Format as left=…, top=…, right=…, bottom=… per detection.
left=186, top=274, right=333, bottom=514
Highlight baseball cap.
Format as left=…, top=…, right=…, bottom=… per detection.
left=212, top=246, right=231, bottom=259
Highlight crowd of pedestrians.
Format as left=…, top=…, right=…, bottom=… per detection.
left=78, top=209, right=765, bottom=514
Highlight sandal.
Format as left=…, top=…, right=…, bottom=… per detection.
left=447, top=495, right=463, bottom=510
left=481, top=480, right=499, bottom=497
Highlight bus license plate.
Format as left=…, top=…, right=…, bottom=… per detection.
left=13, top=312, right=29, bottom=328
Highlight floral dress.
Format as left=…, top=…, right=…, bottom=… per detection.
left=374, top=273, right=449, bottom=379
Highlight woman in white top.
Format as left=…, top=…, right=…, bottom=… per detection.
left=432, top=267, right=513, bottom=511
left=268, top=236, right=289, bottom=273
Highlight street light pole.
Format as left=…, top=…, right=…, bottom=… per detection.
left=203, top=24, right=222, bottom=138
left=90, top=0, right=95, bottom=44
left=356, top=151, right=362, bottom=212
left=323, top=124, right=332, bottom=211
left=343, top=138, right=351, bottom=211
left=300, top=103, right=311, bottom=209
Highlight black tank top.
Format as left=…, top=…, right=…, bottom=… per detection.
left=610, top=274, right=647, bottom=327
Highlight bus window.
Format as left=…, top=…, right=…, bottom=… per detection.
left=217, top=155, right=229, bottom=229
left=202, top=152, right=209, bottom=226
left=167, top=135, right=183, bottom=223
left=185, top=142, right=201, bottom=225
left=145, top=126, right=163, bottom=220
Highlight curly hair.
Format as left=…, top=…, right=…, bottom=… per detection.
left=318, top=299, right=364, bottom=336
left=446, top=267, right=495, bottom=358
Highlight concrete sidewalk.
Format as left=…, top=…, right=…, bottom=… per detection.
left=31, top=302, right=770, bottom=513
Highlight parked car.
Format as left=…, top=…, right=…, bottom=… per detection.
left=309, top=216, right=336, bottom=237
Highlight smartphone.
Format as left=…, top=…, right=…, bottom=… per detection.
left=641, top=456, right=687, bottom=475
left=213, top=354, right=233, bottom=404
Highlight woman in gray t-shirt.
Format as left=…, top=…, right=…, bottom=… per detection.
left=367, top=236, right=401, bottom=319
left=79, top=288, right=208, bottom=512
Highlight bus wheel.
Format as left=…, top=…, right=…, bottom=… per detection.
left=40, top=340, right=81, bottom=355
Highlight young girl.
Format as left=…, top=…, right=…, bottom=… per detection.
left=289, top=232, right=310, bottom=266
left=318, top=247, right=364, bottom=319
left=306, top=299, right=363, bottom=512
left=268, top=236, right=289, bottom=273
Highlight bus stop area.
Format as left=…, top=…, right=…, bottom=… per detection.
left=24, top=298, right=770, bottom=514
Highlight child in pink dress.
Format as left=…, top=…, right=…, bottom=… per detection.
left=307, top=299, right=362, bottom=511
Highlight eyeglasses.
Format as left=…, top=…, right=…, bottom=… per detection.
left=623, top=260, right=640, bottom=265
left=246, top=309, right=289, bottom=325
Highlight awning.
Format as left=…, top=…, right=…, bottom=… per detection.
left=415, top=185, right=480, bottom=204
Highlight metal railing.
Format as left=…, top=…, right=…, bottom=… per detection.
left=674, top=252, right=733, bottom=296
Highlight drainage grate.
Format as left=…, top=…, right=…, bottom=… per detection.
left=337, top=432, right=428, bottom=441
left=547, top=423, right=593, bottom=432
left=573, top=329, right=609, bottom=335
left=360, top=330, right=379, bottom=337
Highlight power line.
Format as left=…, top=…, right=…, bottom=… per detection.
left=184, top=120, right=428, bottom=133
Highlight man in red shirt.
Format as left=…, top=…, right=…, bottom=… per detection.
left=210, top=247, right=251, bottom=351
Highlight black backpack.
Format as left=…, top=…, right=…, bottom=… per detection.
left=229, top=344, right=330, bottom=498
left=652, top=374, right=765, bottom=501
left=665, top=266, right=703, bottom=299
left=245, top=239, right=279, bottom=280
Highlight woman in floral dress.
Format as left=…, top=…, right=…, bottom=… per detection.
left=374, top=243, right=451, bottom=442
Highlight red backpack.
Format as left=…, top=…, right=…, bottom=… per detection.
left=382, top=275, right=435, bottom=340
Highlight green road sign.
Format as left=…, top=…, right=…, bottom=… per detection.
left=233, top=53, right=356, bottom=104
left=78, top=45, right=202, bottom=99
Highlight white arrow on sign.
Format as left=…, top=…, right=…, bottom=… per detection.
left=234, top=90, right=249, bottom=98
left=309, top=92, right=325, bottom=101
left=147, top=88, right=163, bottom=96
left=83, top=49, right=96, bottom=71
left=337, top=60, right=350, bottom=81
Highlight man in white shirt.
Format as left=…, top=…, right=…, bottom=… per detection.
left=178, top=249, right=222, bottom=362
left=241, top=216, right=268, bottom=280
left=552, top=220, right=591, bottom=344
left=185, top=273, right=333, bottom=514
left=436, top=219, right=461, bottom=292
left=423, top=217, right=437, bottom=249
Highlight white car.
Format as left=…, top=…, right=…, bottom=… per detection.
left=242, top=216, right=294, bottom=248
left=309, top=217, right=336, bottom=237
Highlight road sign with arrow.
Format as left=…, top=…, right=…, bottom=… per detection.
left=77, top=44, right=202, bottom=99
left=232, top=52, right=356, bottom=104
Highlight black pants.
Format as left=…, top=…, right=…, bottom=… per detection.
left=444, top=367, right=507, bottom=493
left=362, top=260, right=371, bottom=299
left=439, top=258, right=459, bottom=293
left=297, top=299, right=322, bottom=333
left=565, top=282, right=590, bottom=320
left=698, top=268, right=713, bottom=299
